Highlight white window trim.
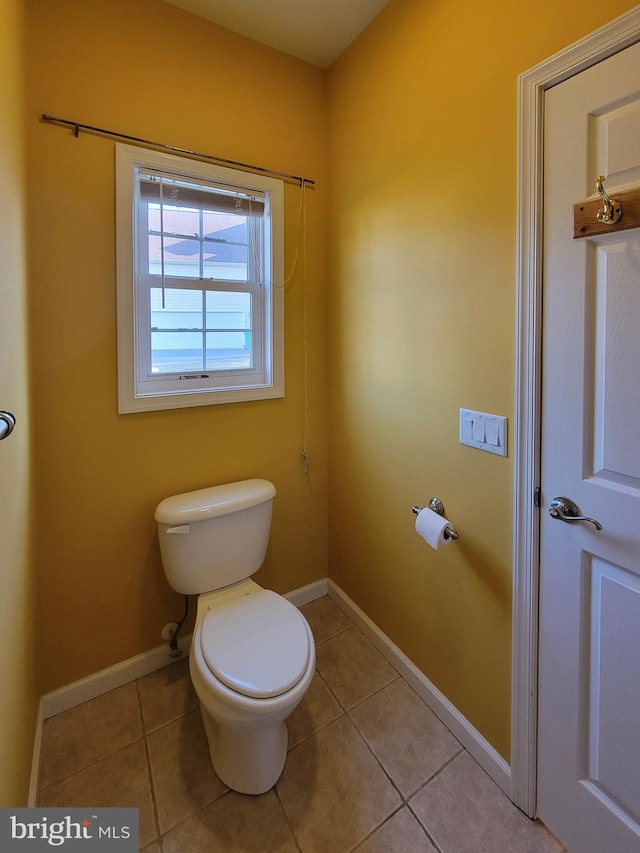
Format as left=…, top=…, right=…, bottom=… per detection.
left=115, top=144, right=284, bottom=413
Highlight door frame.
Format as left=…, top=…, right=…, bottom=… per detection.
left=511, top=5, right=640, bottom=818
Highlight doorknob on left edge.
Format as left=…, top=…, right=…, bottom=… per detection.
left=0, top=411, right=16, bottom=441
left=549, top=496, right=603, bottom=531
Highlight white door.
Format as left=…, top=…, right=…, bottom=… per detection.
left=538, top=40, right=640, bottom=853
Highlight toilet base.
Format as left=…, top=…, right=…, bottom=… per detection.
left=199, top=701, right=289, bottom=795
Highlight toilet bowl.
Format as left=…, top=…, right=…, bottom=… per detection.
left=154, top=480, right=315, bottom=795
left=190, top=580, right=315, bottom=794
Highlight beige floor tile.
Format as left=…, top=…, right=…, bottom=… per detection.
left=287, top=671, right=344, bottom=749
left=137, top=657, right=198, bottom=733
left=410, top=752, right=565, bottom=853
left=315, top=627, right=398, bottom=710
left=35, top=616, right=573, bottom=853
left=355, top=808, right=438, bottom=852
left=37, top=741, right=157, bottom=848
left=277, top=715, right=401, bottom=853
left=38, top=683, right=143, bottom=788
left=146, top=708, right=227, bottom=834
left=162, top=789, right=298, bottom=852
left=350, top=679, right=461, bottom=797
left=301, top=596, right=353, bottom=645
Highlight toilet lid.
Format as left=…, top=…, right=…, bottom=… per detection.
left=199, top=590, right=311, bottom=699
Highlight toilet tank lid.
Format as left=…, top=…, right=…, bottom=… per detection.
left=154, top=479, right=276, bottom=525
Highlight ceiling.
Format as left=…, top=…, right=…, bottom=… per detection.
left=163, top=0, right=391, bottom=68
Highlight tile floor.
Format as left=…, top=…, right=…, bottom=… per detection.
left=37, top=596, right=565, bottom=852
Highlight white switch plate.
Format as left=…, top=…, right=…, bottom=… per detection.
left=459, top=408, right=507, bottom=456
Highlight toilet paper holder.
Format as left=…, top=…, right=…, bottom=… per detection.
left=411, top=498, right=460, bottom=541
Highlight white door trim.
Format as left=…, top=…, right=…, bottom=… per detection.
left=512, top=4, right=640, bottom=818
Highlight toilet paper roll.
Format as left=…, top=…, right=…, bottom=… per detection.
left=414, top=507, right=454, bottom=550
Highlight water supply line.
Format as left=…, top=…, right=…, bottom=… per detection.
left=168, top=595, right=189, bottom=659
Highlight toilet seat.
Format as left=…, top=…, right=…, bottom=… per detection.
left=199, top=590, right=311, bottom=699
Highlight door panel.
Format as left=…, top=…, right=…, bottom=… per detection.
left=595, top=94, right=640, bottom=187
left=587, top=557, right=640, bottom=822
left=591, top=235, right=640, bottom=485
left=538, top=39, right=640, bottom=853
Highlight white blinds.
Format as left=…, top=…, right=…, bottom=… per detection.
left=138, top=169, right=266, bottom=217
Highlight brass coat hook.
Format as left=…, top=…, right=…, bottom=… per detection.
left=596, top=175, right=622, bottom=225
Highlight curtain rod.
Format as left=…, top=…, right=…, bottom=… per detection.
left=40, top=114, right=315, bottom=187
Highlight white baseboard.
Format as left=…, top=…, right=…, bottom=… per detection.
left=327, top=580, right=513, bottom=799
left=40, top=578, right=328, bottom=722
left=284, top=577, right=328, bottom=607
left=40, top=631, right=194, bottom=722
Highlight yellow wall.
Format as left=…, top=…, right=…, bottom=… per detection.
left=0, top=0, right=38, bottom=805
left=327, top=0, right=636, bottom=759
left=25, top=0, right=329, bottom=694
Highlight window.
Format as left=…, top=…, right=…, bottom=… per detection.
left=116, top=145, right=284, bottom=412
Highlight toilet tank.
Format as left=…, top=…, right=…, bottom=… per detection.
left=154, top=479, right=277, bottom=595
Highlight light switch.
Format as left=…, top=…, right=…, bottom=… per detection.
left=459, top=408, right=507, bottom=457
left=461, top=418, right=473, bottom=441
left=473, top=418, right=485, bottom=443
left=486, top=422, right=500, bottom=446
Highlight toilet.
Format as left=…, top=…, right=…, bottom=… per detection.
left=154, top=478, right=315, bottom=795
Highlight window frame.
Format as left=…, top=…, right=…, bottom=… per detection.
left=115, top=144, right=284, bottom=413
